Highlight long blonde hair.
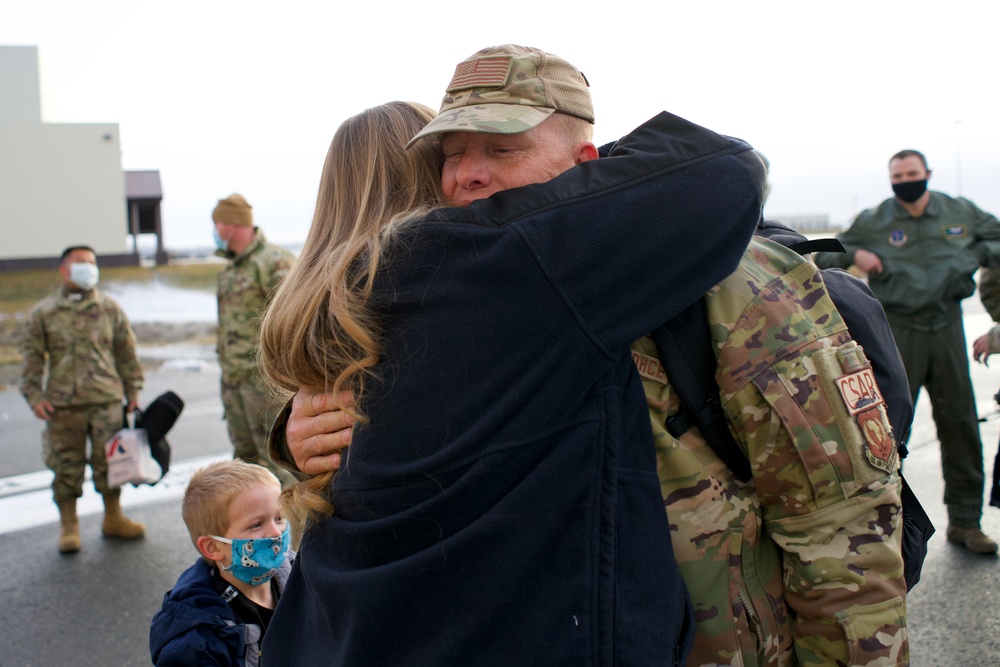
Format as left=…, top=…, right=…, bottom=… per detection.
left=259, top=101, right=444, bottom=521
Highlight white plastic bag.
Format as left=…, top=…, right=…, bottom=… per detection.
left=106, top=423, right=162, bottom=488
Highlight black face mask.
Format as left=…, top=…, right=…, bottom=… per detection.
left=892, top=179, right=928, bottom=203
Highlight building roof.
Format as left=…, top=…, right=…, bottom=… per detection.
left=126, top=170, right=162, bottom=200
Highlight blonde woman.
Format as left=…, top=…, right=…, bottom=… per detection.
left=258, top=83, right=763, bottom=663
left=260, top=101, right=444, bottom=522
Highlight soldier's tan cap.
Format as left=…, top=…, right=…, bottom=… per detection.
left=212, top=194, right=253, bottom=227
left=406, top=44, right=594, bottom=148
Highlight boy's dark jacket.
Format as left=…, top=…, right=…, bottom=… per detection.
left=262, top=112, right=766, bottom=666
left=149, top=554, right=294, bottom=667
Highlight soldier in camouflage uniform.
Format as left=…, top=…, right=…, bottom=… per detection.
left=634, top=238, right=907, bottom=666
left=971, top=266, right=1000, bottom=510
left=972, top=266, right=1000, bottom=370
left=20, top=246, right=147, bottom=553
left=213, top=194, right=295, bottom=487
left=271, top=45, right=908, bottom=665
left=276, top=237, right=910, bottom=666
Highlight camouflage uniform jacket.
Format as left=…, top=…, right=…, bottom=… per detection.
left=216, top=229, right=294, bottom=382
left=979, top=325, right=1000, bottom=356
left=20, top=287, right=143, bottom=408
left=978, top=267, right=1000, bottom=353
left=632, top=238, right=907, bottom=667
left=980, top=266, right=1000, bottom=323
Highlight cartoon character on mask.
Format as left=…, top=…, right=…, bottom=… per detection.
left=212, top=525, right=290, bottom=586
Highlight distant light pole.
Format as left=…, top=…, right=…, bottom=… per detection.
left=955, top=119, right=963, bottom=196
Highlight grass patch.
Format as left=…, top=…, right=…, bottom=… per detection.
left=0, top=262, right=224, bottom=369
left=0, top=343, right=19, bottom=364
left=0, top=269, right=61, bottom=314
left=0, top=262, right=222, bottom=316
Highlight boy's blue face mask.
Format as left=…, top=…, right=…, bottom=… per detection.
left=212, top=525, right=290, bottom=586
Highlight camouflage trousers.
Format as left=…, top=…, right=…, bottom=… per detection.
left=43, top=401, right=123, bottom=502
left=221, top=376, right=295, bottom=488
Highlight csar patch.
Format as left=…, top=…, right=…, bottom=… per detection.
left=835, top=367, right=884, bottom=415
left=837, top=366, right=896, bottom=472
left=889, top=229, right=907, bottom=247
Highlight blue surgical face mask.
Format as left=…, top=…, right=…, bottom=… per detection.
left=68, top=262, right=99, bottom=291
left=212, top=227, right=229, bottom=252
left=212, top=525, right=290, bottom=586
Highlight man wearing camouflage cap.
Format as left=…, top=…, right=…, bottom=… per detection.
left=268, top=45, right=907, bottom=666
left=20, top=245, right=147, bottom=553
left=212, top=194, right=295, bottom=487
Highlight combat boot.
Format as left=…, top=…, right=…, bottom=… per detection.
left=946, top=525, right=999, bottom=555
left=101, top=491, right=145, bottom=539
left=57, top=499, right=81, bottom=554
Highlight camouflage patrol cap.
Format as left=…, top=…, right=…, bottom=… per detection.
left=212, top=194, right=253, bottom=226
left=406, top=44, right=594, bottom=148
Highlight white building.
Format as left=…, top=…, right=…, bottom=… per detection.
left=0, top=45, right=163, bottom=270
left=769, top=213, right=838, bottom=233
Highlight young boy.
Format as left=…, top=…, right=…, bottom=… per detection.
left=150, top=460, right=294, bottom=666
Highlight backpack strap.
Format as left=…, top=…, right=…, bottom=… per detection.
left=651, top=300, right=752, bottom=483
left=785, top=238, right=845, bottom=255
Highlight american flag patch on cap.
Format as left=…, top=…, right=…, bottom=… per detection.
left=447, top=56, right=513, bottom=91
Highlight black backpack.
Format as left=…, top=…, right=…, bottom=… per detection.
left=651, top=220, right=934, bottom=591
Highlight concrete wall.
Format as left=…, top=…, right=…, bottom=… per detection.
left=0, top=46, right=41, bottom=123
left=0, top=123, right=128, bottom=260
left=0, top=45, right=132, bottom=266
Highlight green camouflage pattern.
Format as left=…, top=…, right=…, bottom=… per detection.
left=20, top=287, right=140, bottom=501
left=20, top=287, right=143, bottom=408
left=416, top=105, right=554, bottom=141
left=976, top=267, right=1000, bottom=357
left=44, top=402, right=122, bottom=501
left=216, top=229, right=294, bottom=381
left=979, top=267, right=1000, bottom=322
left=633, top=238, right=907, bottom=666
left=407, top=45, right=592, bottom=146
left=984, top=325, right=1000, bottom=356
left=217, top=228, right=295, bottom=484
left=221, top=376, right=295, bottom=488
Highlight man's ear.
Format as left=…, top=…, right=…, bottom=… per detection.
left=196, top=535, right=226, bottom=563
left=575, top=142, right=599, bottom=165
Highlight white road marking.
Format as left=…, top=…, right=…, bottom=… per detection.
left=0, top=454, right=229, bottom=535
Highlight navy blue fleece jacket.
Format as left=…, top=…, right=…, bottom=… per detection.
left=263, top=112, right=765, bottom=666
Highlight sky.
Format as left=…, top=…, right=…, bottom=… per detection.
left=3, top=0, right=1000, bottom=249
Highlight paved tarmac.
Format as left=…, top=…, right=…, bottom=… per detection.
left=2, top=327, right=1000, bottom=665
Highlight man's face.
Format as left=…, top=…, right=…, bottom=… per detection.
left=889, top=155, right=929, bottom=184
left=440, top=118, right=595, bottom=207
left=58, top=248, right=97, bottom=287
